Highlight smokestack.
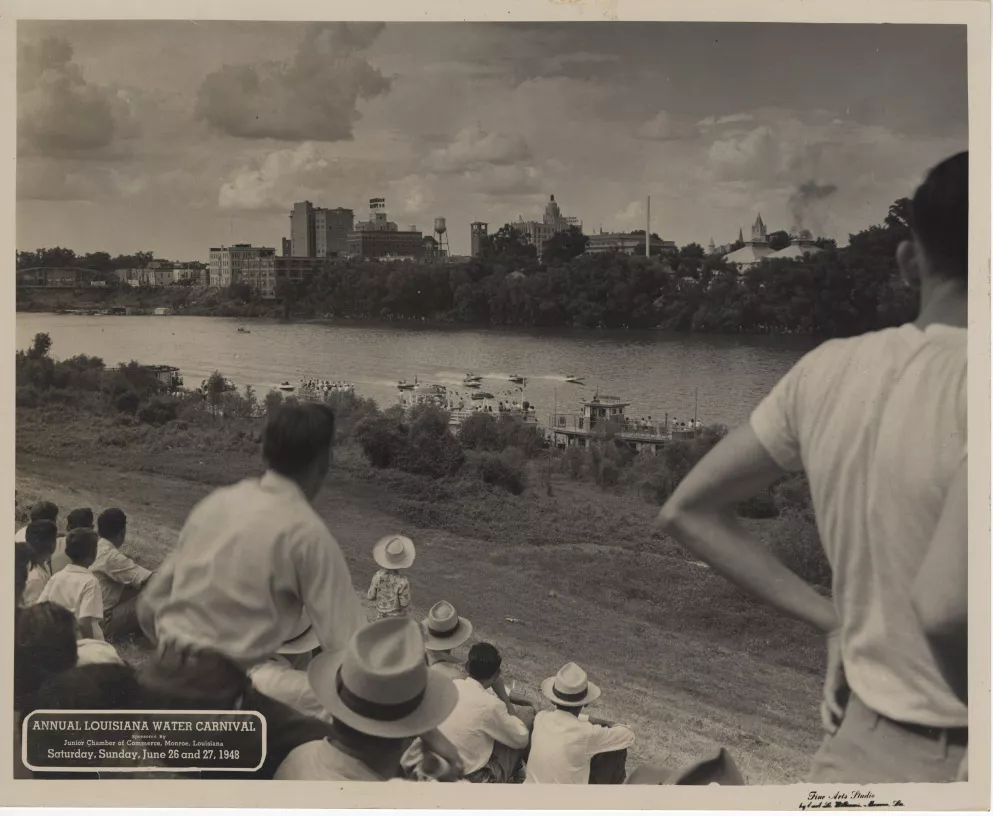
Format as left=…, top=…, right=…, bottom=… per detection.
left=646, top=196, right=651, bottom=257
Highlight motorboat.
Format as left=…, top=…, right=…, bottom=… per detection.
left=463, top=378, right=482, bottom=388
left=237, top=327, right=251, bottom=334
left=565, top=374, right=585, bottom=384
left=463, top=372, right=483, bottom=385
left=508, top=374, right=526, bottom=385
left=277, top=381, right=296, bottom=394
left=397, top=377, right=418, bottom=391
left=471, top=391, right=494, bottom=401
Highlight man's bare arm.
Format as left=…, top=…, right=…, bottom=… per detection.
left=911, top=459, right=968, bottom=704
left=657, top=424, right=838, bottom=634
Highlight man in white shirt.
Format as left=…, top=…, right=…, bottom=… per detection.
left=22, top=520, right=58, bottom=605
left=657, top=152, right=969, bottom=783
left=526, top=662, right=635, bottom=784
left=52, top=507, right=95, bottom=574
left=138, top=402, right=366, bottom=697
left=92, top=508, right=153, bottom=640
left=434, top=642, right=532, bottom=783
left=39, top=529, right=106, bottom=641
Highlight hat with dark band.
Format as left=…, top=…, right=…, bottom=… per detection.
left=307, top=617, right=458, bottom=739
left=541, top=662, right=601, bottom=707
left=421, top=601, right=473, bottom=652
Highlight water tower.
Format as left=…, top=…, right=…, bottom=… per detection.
left=433, top=217, right=450, bottom=257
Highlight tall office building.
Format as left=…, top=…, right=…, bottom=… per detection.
left=290, top=201, right=316, bottom=257
left=315, top=207, right=354, bottom=257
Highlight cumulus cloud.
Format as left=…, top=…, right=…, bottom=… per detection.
left=698, top=112, right=754, bottom=128
left=18, top=36, right=137, bottom=156
left=426, top=124, right=532, bottom=172
left=463, top=164, right=545, bottom=198
left=635, top=111, right=699, bottom=142
left=195, top=23, right=392, bottom=141
left=218, top=143, right=336, bottom=210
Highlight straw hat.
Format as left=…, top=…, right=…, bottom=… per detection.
left=373, top=534, right=416, bottom=570
left=541, top=662, right=601, bottom=707
left=421, top=601, right=473, bottom=652
left=307, top=617, right=457, bottom=739
left=278, top=611, right=321, bottom=655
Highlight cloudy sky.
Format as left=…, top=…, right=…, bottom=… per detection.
left=17, top=21, right=967, bottom=259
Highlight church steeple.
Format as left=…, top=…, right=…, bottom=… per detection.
left=737, top=227, right=744, bottom=243
left=750, top=213, right=768, bottom=244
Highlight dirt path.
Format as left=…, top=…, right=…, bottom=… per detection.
left=16, top=452, right=824, bottom=783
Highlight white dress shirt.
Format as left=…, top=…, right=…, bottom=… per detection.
left=139, top=470, right=365, bottom=667
left=91, top=539, right=152, bottom=614
left=437, top=677, right=529, bottom=774
left=525, top=709, right=635, bottom=784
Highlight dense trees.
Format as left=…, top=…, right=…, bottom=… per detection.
left=18, top=197, right=919, bottom=338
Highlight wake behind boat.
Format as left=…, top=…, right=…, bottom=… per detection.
left=565, top=374, right=585, bottom=384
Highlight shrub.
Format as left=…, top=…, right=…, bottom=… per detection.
left=598, top=460, right=620, bottom=488
left=398, top=431, right=464, bottom=479
left=468, top=448, right=527, bottom=495
left=355, top=413, right=407, bottom=469
left=560, top=445, right=585, bottom=479
left=42, top=388, right=75, bottom=406
left=115, top=390, right=141, bottom=415
left=459, top=412, right=501, bottom=451
left=137, top=396, right=180, bottom=426
left=15, top=386, right=39, bottom=408
left=264, top=390, right=284, bottom=416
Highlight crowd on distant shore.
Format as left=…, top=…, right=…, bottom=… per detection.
left=13, top=152, right=972, bottom=787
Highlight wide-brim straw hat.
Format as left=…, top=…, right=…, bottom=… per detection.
left=421, top=600, right=473, bottom=652
left=373, top=534, right=416, bottom=570
left=308, top=616, right=457, bottom=739
left=541, top=662, right=601, bottom=707
left=278, top=611, right=321, bottom=655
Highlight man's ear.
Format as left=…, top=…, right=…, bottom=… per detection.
left=896, top=239, right=922, bottom=288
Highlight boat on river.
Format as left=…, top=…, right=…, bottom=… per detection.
left=397, top=377, right=418, bottom=391
left=237, top=327, right=251, bottom=334
left=508, top=374, right=526, bottom=384
left=277, top=381, right=296, bottom=394
left=565, top=374, right=585, bottom=384
left=463, top=372, right=483, bottom=386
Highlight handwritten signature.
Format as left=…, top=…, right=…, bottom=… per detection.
left=799, top=791, right=905, bottom=809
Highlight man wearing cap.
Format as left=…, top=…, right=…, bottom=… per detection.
left=138, top=402, right=365, bottom=685
left=274, top=617, right=462, bottom=782
left=525, top=662, right=635, bottom=785
left=247, top=613, right=331, bottom=723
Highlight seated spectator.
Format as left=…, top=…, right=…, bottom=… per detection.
left=14, top=602, right=79, bottom=716
left=52, top=507, right=94, bottom=573
left=274, top=617, right=461, bottom=782
left=14, top=501, right=59, bottom=544
left=15, top=542, right=33, bottom=609
left=23, top=520, right=59, bottom=605
left=248, top=614, right=332, bottom=723
left=422, top=600, right=474, bottom=680
left=93, top=508, right=152, bottom=641
left=431, top=642, right=533, bottom=783
left=24, top=520, right=58, bottom=606
left=525, top=662, right=635, bottom=785
left=39, top=529, right=105, bottom=641
left=367, top=535, right=415, bottom=620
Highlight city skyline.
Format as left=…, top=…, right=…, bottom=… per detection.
left=17, top=21, right=967, bottom=260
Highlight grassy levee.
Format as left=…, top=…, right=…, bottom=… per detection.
left=14, top=338, right=832, bottom=782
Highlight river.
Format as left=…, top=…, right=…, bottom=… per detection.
left=16, top=314, right=817, bottom=428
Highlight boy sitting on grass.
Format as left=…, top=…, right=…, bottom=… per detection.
left=38, top=529, right=105, bottom=641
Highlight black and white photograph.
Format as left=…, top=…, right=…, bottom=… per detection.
left=6, top=1, right=989, bottom=808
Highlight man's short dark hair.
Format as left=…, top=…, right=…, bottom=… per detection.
left=262, top=402, right=336, bottom=477
left=26, top=520, right=58, bottom=555
left=67, top=507, right=94, bottom=530
left=467, top=642, right=502, bottom=682
left=97, top=508, right=127, bottom=540
left=65, top=529, right=99, bottom=563
left=29, top=501, right=59, bottom=523
left=911, top=151, right=968, bottom=281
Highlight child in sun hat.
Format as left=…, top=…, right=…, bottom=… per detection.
left=366, top=535, right=415, bottom=620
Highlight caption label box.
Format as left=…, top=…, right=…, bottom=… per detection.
left=22, top=710, right=266, bottom=773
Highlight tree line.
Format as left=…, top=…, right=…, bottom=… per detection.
left=18, top=197, right=918, bottom=338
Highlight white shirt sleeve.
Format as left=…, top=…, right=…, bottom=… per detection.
left=749, top=354, right=816, bottom=472
left=298, top=526, right=366, bottom=656
left=78, top=578, right=106, bottom=621
left=481, top=699, right=530, bottom=749
left=586, top=723, right=636, bottom=756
